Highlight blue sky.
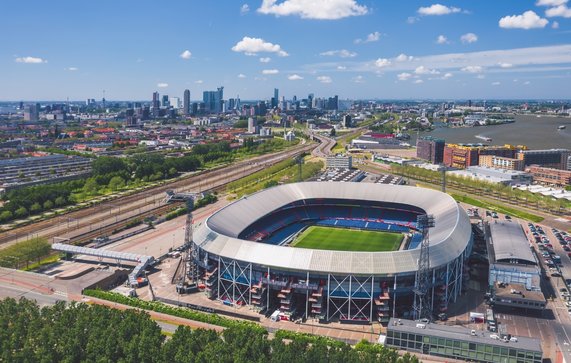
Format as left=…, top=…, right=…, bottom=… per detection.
left=2, top=0, right=571, bottom=101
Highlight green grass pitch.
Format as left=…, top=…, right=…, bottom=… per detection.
left=291, top=226, right=403, bottom=252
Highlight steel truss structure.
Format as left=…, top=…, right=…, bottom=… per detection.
left=193, top=242, right=470, bottom=323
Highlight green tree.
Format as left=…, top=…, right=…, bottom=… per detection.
left=54, top=196, right=67, bottom=206
left=15, top=206, right=28, bottom=218
left=29, top=202, right=42, bottom=214
left=43, top=200, right=54, bottom=210
left=92, top=156, right=127, bottom=176
left=0, top=210, right=13, bottom=222
left=108, top=176, right=125, bottom=191
left=83, top=178, right=99, bottom=195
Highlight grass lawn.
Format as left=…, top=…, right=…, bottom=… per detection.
left=292, top=226, right=403, bottom=252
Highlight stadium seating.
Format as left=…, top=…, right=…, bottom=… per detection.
left=238, top=199, right=423, bottom=245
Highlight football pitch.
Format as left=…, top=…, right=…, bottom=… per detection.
left=291, top=226, right=403, bottom=252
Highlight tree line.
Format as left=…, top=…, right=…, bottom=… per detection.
left=0, top=298, right=419, bottom=363
left=0, top=139, right=290, bottom=223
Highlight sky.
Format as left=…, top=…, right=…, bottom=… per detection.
left=2, top=0, right=571, bottom=101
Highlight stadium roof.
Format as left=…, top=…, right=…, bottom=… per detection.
left=195, top=182, right=472, bottom=275
left=488, top=222, right=536, bottom=265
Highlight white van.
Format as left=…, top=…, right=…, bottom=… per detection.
left=270, top=310, right=280, bottom=322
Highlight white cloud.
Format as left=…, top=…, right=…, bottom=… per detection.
left=231, top=36, right=288, bottom=56
left=238, top=73, right=247, bottom=78
left=407, top=16, right=419, bottom=24
left=460, top=33, right=478, bottom=43
left=524, top=81, right=531, bottom=85
left=259, top=57, right=271, bottom=63
left=499, top=11, right=549, bottom=29
left=195, top=80, right=203, bottom=84
left=15, top=56, right=47, bottom=64
left=396, top=53, right=413, bottom=62
left=180, top=50, right=192, bottom=59
left=552, top=21, right=560, bottom=28
left=418, top=4, right=461, bottom=16
left=546, top=5, right=571, bottom=17
left=414, top=79, right=424, bottom=84
left=66, top=67, right=78, bottom=71
left=337, top=65, right=347, bottom=70
left=375, top=58, right=392, bottom=68
left=240, top=4, right=250, bottom=14
left=262, top=69, right=279, bottom=74
left=415, top=66, right=440, bottom=75
left=476, top=74, right=486, bottom=79
left=352, top=75, right=365, bottom=83
left=436, top=35, right=449, bottom=44
left=317, top=75, right=332, bottom=83
left=536, top=0, right=567, bottom=6
left=442, top=72, right=453, bottom=79
left=491, top=81, right=501, bottom=86
left=288, top=74, right=304, bottom=80
left=257, top=0, right=368, bottom=20
left=355, top=31, right=381, bottom=44
left=320, top=49, right=357, bottom=58
left=157, top=83, right=169, bottom=88
left=498, top=62, right=513, bottom=68
left=303, top=44, right=571, bottom=75
left=461, top=65, right=483, bottom=73
left=397, top=72, right=413, bottom=81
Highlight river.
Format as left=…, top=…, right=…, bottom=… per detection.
left=413, top=115, right=571, bottom=149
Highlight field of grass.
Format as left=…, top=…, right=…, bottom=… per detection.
left=292, top=226, right=403, bottom=252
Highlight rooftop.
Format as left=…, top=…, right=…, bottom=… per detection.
left=488, top=222, right=536, bottom=265
left=387, top=318, right=542, bottom=353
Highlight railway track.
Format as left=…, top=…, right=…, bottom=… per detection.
left=0, top=143, right=315, bottom=247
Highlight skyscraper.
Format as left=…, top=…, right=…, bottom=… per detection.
left=24, top=103, right=40, bottom=121
left=272, top=88, right=279, bottom=108
left=202, top=87, right=224, bottom=113
left=183, top=89, right=190, bottom=115
left=152, top=92, right=160, bottom=117
left=161, top=95, right=169, bottom=108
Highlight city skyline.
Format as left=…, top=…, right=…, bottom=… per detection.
left=2, top=0, right=571, bottom=101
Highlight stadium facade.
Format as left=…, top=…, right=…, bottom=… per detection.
left=192, top=182, right=473, bottom=323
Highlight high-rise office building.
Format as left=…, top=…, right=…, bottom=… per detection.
left=152, top=92, right=160, bottom=117
left=24, top=103, right=40, bottom=121
left=183, top=89, right=190, bottom=115
left=343, top=114, right=352, bottom=128
left=271, top=88, right=279, bottom=108
left=161, top=95, right=169, bottom=108
left=202, top=87, right=224, bottom=113
left=169, top=97, right=181, bottom=109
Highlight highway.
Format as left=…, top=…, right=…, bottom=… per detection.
left=0, top=142, right=315, bottom=248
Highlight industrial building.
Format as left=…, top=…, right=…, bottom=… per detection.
left=0, top=154, right=92, bottom=190
left=448, top=166, right=532, bottom=186
left=486, top=222, right=545, bottom=310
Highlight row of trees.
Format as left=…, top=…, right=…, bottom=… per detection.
left=391, top=164, right=570, bottom=215
left=0, top=237, right=51, bottom=269
left=0, top=180, right=82, bottom=222
left=0, top=298, right=419, bottom=363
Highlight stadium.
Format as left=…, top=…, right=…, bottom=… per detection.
left=192, top=182, right=473, bottom=324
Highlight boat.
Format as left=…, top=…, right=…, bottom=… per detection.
left=475, top=135, right=492, bottom=142
left=558, top=125, right=566, bottom=130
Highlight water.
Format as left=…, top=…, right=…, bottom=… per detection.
left=413, top=115, right=571, bottom=149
